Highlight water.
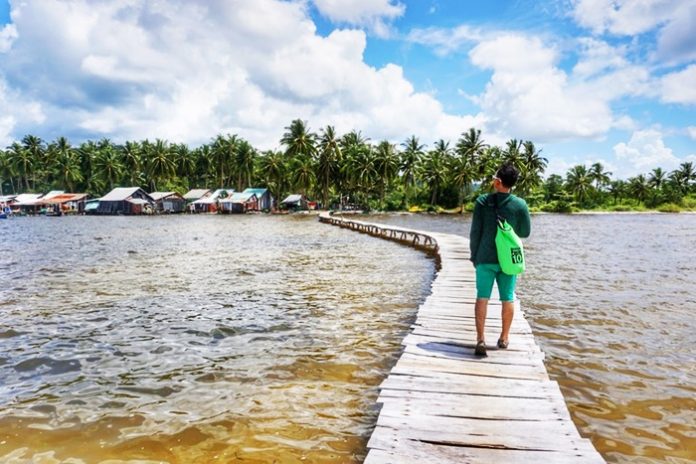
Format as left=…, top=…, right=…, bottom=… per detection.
left=360, top=212, right=696, bottom=463
left=0, top=215, right=434, bottom=463
left=2, top=213, right=695, bottom=463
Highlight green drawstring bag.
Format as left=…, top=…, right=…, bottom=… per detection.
left=495, top=218, right=525, bottom=275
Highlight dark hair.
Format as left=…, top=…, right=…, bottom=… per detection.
left=496, top=163, right=519, bottom=188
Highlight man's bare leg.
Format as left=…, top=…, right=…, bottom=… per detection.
left=499, top=300, right=514, bottom=347
left=475, top=298, right=488, bottom=343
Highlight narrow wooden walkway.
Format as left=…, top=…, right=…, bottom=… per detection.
left=319, top=213, right=605, bottom=464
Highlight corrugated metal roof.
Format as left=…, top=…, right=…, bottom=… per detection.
left=220, top=192, right=257, bottom=203
left=40, top=193, right=88, bottom=204
left=13, top=193, right=43, bottom=205
left=183, top=189, right=211, bottom=200
left=43, top=190, right=65, bottom=200
left=282, top=194, right=303, bottom=203
left=100, top=187, right=142, bottom=201
left=243, top=188, right=268, bottom=196
left=150, top=192, right=183, bottom=201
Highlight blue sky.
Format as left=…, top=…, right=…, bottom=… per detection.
left=0, top=0, right=695, bottom=178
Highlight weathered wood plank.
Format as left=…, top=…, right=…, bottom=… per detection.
left=365, top=434, right=605, bottom=464
left=393, top=353, right=550, bottom=381
left=379, top=373, right=563, bottom=399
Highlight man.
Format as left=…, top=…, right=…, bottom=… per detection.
left=469, top=163, right=531, bottom=357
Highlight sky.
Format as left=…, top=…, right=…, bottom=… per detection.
left=0, top=0, right=695, bottom=179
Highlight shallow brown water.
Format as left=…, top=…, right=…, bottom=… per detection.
left=363, top=212, right=696, bottom=464
left=0, top=215, right=434, bottom=463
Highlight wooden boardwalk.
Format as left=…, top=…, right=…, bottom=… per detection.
left=319, top=213, right=605, bottom=464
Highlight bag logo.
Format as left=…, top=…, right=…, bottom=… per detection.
left=510, top=247, right=523, bottom=264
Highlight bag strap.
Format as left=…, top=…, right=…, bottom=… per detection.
left=493, top=193, right=505, bottom=225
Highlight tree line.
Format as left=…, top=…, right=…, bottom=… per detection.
left=1, top=119, right=694, bottom=211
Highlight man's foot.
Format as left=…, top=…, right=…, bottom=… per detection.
left=497, top=339, right=509, bottom=349
left=474, top=340, right=487, bottom=357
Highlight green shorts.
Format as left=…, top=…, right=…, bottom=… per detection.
left=475, top=263, right=517, bottom=302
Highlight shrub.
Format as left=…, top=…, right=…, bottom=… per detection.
left=540, top=200, right=573, bottom=213
left=657, top=203, right=681, bottom=213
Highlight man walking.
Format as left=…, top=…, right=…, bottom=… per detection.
left=469, top=163, right=531, bottom=357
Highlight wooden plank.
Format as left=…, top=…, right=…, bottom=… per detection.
left=365, top=434, right=605, bottom=464
left=377, top=392, right=572, bottom=422
left=379, top=373, right=563, bottom=399
left=401, top=336, right=545, bottom=362
left=392, top=353, right=549, bottom=381
left=374, top=414, right=588, bottom=449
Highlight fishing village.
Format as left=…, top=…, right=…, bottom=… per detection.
left=0, top=187, right=311, bottom=217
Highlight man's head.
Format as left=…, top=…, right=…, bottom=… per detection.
left=494, top=163, right=519, bottom=190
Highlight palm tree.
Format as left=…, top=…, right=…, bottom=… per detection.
left=449, top=149, right=476, bottom=213
left=565, top=165, right=593, bottom=206
left=419, top=140, right=451, bottom=206
left=291, top=155, right=316, bottom=197
left=628, top=174, right=650, bottom=204
left=648, top=167, right=666, bottom=191
left=589, top=162, right=612, bottom=191
left=317, top=125, right=341, bottom=208
left=77, top=141, right=98, bottom=193
left=22, top=135, right=45, bottom=189
left=517, top=141, right=548, bottom=197
left=210, top=134, right=238, bottom=188
left=235, top=139, right=257, bottom=191
left=7, top=142, right=33, bottom=191
left=503, top=139, right=523, bottom=167
left=455, top=128, right=487, bottom=182
left=477, top=146, right=504, bottom=187
left=343, top=144, right=378, bottom=206
left=145, top=139, right=176, bottom=191
left=94, top=144, right=124, bottom=191
left=257, top=150, right=288, bottom=205
left=374, top=140, right=400, bottom=208
left=281, top=119, right=317, bottom=160
left=608, top=180, right=627, bottom=204
left=400, top=136, right=425, bottom=208
left=674, top=162, right=695, bottom=194
left=0, top=148, right=17, bottom=195
left=121, top=141, right=143, bottom=186
left=49, top=137, right=82, bottom=191
left=543, top=174, right=565, bottom=202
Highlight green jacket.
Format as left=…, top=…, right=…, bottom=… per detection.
left=469, top=192, right=531, bottom=265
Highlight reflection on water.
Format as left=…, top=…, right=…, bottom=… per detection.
left=0, top=215, right=434, bottom=463
left=363, top=212, right=696, bottom=464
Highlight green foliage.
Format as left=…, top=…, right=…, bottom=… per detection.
left=657, top=203, right=681, bottom=213
left=539, top=200, right=574, bottom=213
left=3, top=125, right=694, bottom=213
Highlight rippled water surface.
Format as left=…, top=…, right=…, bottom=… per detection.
left=362, top=212, right=696, bottom=464
left=0, top=215, right=434, bottom=463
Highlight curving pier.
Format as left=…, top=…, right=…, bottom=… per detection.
left=319, top=213, right=605, bottom=464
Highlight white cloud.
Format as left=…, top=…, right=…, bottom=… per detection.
left=661, top=64, right=696, bottom=104
left=572, top=0, right=696, bottom=65
left=0, top=24, right=18, bottom=53
left=613, top=128, right=685, bottom=177
left=655, top=2, right=696, bottom=64
left=572, top=0, right=682, bottom=35
left=688, top=126, right=696, bottom=140
left=572, top=37, right=628, bottom=78
left=311, top=0, right=405, bottom=38
left=467, top=34, right=648, bottom=142
left=0, top=0, right=475, bottom=150
left=406, top=25, right=482, bottom=56
left=0, top=76, right=45, bottom=147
